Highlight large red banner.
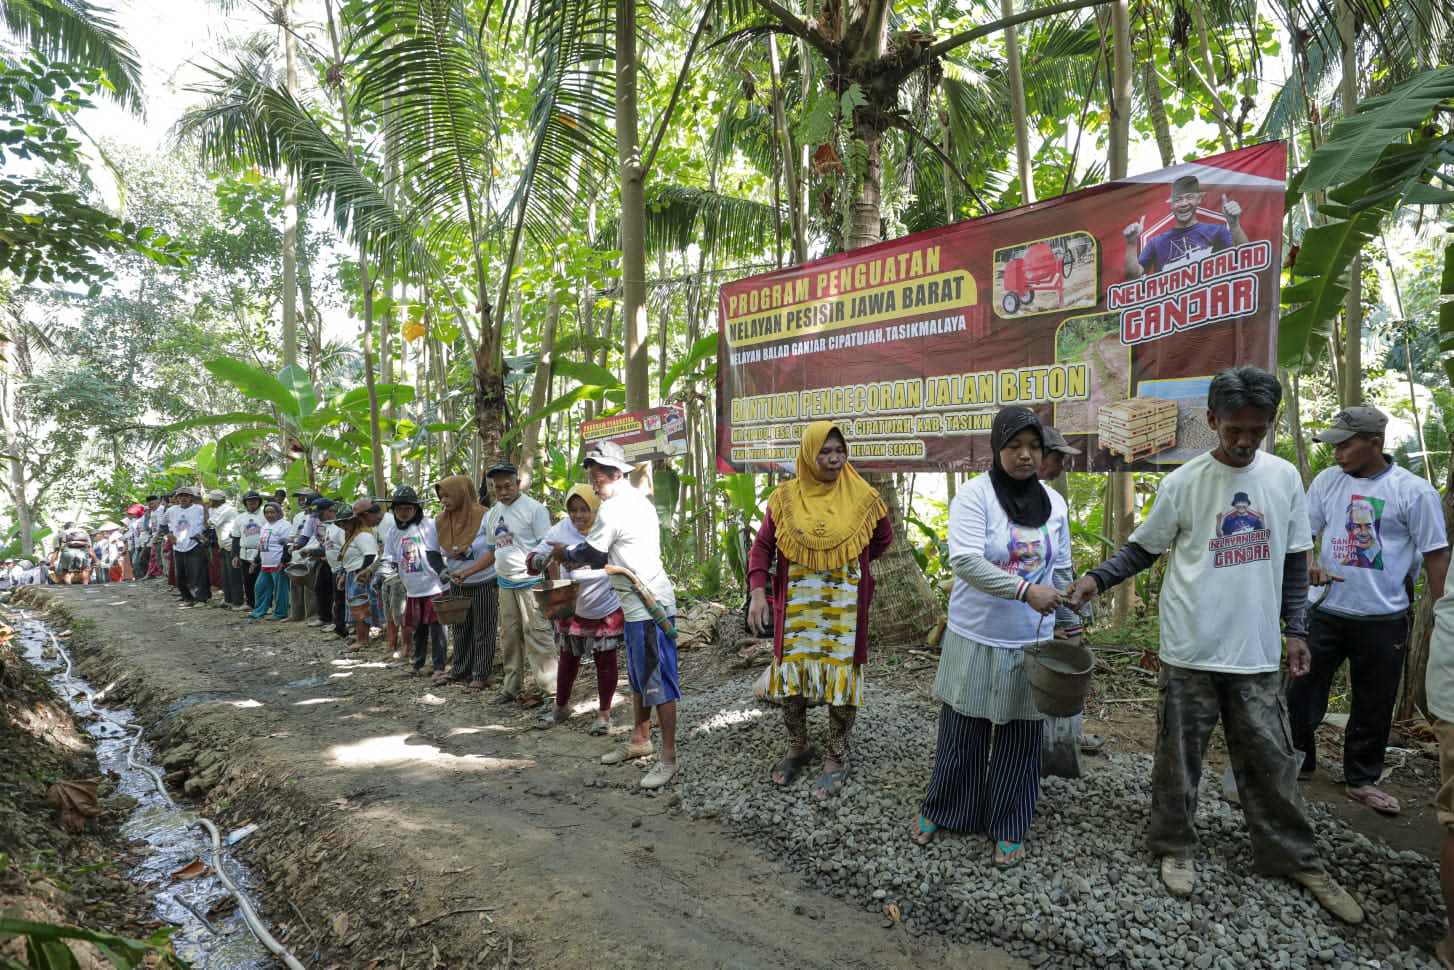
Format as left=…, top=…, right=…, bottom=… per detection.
left=716, top=143, right=1286, bottom=473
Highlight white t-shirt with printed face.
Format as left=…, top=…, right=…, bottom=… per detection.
left=946, top=474, right=1072, bottom=647
left=485, top=495, right=551, bottom=587
left=1130, top=450, right=1313, bottom=674
left=171, top=505, right=206, bottom=553
left=235, top=510, right=266, bottom=560
left=442, top=516, right=496, bottom=586
left=258, top=519, right=295, bottom=568
left=386, top=518, right=443, bottom=598
left=1308, top=462, right=1448, bottom=618
left=315, top=522, right=346, bottom=570
left=585, top=483, right=675, bottom=622
left=212, top=502, right=237, bottom=542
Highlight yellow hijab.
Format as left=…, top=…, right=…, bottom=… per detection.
left=565, top=483, right=601, bottom=525
left=766, top=421, right=886, bottom=571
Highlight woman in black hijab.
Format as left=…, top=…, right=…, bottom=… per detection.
left=911, top=406, right=1077, bottom=868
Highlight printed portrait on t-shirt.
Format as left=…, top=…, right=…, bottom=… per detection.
left=1004, top=524, right=1051, bottom=582
left=400, top=533, right=425, bottom=573
left=493, top=520, right=515, bottom=549
left=1217, top=491, right=1265, bottom=537
left=1338, top=495, right=1385, bottom=570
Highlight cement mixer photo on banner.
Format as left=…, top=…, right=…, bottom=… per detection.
left=715, top=142, right=1286, bottom=474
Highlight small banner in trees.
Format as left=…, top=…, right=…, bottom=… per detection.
left=715, top=142, right=1286, bottom=473
left=582, top=405, right=688, bottom=464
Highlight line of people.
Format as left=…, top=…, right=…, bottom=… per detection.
left=745, top=366, right=1446, bottom=931
left=109, top=443, right=684, bottom=790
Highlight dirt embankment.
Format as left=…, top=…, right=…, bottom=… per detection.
left=16, top=583, right=1016, bottom=969
left=0, top=608, right=165, bottom=966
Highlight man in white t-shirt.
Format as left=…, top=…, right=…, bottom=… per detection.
left=1069, top=367, right=1363, bottom=924
left=552, top=441, right=680, bottom=790
left=1289, top=406, right=1449, bottom=816
left=171, top=486, right=210, bottom=607
left=477, top=463, right=555, bottom=706
left=287, top=489, right=319, bottom=621
left=208, top=490, right=242, bottom=609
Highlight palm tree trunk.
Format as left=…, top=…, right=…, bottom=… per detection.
left=1002, top=0, right=1035, bottom=204
left=767, top=35, right=807, bottom=264
left=0, top=367, right=33, bottom=557
left=1337, top=0, right=1363, bottom=407
left=1189, top=2, right=1234, bottom=152
left=324, top=0, right=385, bottom=497
left=1109, top=0, right=1135, bottom=626
left=617, top=0, right=650, bottom=413
left=520, top=291, right=560, bottom=486
left=1144, top=60, right=1175, bottom=167
left=280, top=3, right=299, bottom=369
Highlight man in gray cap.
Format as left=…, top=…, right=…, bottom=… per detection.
left=478, top=462, right=556, bottom=707
left=1289, top=405, right=1449, bottom=817
left=550, top=441, right=681, bottom=789
left=1123, top=174, right=1249, bottom=279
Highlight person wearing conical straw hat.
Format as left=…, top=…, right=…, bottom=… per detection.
left=747, top=421, right=892, bottom=799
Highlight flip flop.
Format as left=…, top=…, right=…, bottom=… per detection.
left=911, top=815, right=939, bottom=847
left=1346, top=785, right=1401, bottom=816
left=770, top=747, right=817, bottom=786
left=811, top=765, right=849, bottom=800
left=993, top=840, right=1026, bottom=868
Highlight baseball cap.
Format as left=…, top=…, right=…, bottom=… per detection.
left=207, top=489, right=226, bottom=502
left=485, top=462, right=518, bottom=479
left=1313, top=406, right=1388, bottom=445
left=352, top=498, right=379, bottom=516
left=1040, top=425, right=1082, bottom=456
left=582, top=441, right=633, bottom=473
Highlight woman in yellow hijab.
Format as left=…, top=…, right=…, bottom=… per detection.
left=747, top=421, right=892, bottom=798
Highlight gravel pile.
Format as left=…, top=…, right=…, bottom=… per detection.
left=677, top=678, right=1444, bottom=970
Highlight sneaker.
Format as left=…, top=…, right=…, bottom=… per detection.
left=1292, top=870, right=1364, bottom=924
left=640, top=761, right=677, bottom=789
left=1160, top=856, right=1195, bottom=897
left=602, top=740, right=655, bottom=765
left=306, top=617, right=323, bottom=627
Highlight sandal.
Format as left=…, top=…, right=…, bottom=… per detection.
left=535, top=706, right=569, bottom=729
left=1346, top=784, right=1401, bottom=816
left=431, top=671, right=451, bottom=686
left=911, top=815, right=940, bottom=847
left=588, top=718, right=610, bottom=736
left=811, top=764, right=849, bottom=800
left=468, top=679, right=486, bottom=692
left=770, top=747, right=817, bottom=786
left=993, top=840, right=1026, bottom=868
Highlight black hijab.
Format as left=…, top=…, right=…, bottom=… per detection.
left=989, top=406, right=1051, bottom=528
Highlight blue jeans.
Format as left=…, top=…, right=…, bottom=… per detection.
left=251, top=569, right=289, bottom=619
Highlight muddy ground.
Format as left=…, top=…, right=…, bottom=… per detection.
left=0, top=607, right=170, bottom=966
left=11, top=582, right=1021, bottom=969
left=10, top=581, right=1447, bottom=969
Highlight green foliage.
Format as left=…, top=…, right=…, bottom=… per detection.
left=0, top=916, right=185, bottom=969
left=0, top=56, right=188, bottom=288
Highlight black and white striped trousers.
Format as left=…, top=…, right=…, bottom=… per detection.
left=920, top=703, right=1041, bottom=843
left=449, top=580, right=499, bottom=682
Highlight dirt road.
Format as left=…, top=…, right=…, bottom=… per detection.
left=21, top=582, right=1020, bottom=970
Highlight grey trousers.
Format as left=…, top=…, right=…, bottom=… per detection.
left=1149, top=663, right=1322, bottom=876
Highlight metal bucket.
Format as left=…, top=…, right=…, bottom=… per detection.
left=1024, top=638, right=1094, bottom=717
left=532, top=580, right=578, bottom=621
